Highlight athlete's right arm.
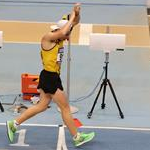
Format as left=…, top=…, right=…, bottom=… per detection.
left=43, top=4, right=80, bottom=41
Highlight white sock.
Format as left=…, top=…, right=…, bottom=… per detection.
left=73, top=132, right=81, bottom=141
left=13, top=120, right=19, bottom=128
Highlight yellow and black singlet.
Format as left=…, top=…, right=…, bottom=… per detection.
left=41, top=40, right=64, bottom=74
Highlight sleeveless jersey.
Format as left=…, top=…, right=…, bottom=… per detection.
left=41, top=40, right=64, bottom=74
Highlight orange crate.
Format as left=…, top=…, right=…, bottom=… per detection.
left=22, top=93, right=39, bottom=100
left=21, top=73, right=39, bottom=94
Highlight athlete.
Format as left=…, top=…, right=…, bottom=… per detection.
left=6, top=3, right=95, bottom=147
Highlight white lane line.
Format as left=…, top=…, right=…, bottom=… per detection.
left=10, top=129, right=29, bottom=147
left=1, top=123, right=150, bottom=131
left=80, top=126, right=150, bottom=131
left=56, top=126, right=68, bottom=150
left=0, top=123, right=59, bottom=127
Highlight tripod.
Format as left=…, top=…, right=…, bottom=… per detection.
left=87, top=52, right=124, bottom=119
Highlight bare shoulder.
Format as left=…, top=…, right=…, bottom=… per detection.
left=41, top=32, right=56, bottom=51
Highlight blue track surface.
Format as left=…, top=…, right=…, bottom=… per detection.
left=1, top=124, right=150, bottom=150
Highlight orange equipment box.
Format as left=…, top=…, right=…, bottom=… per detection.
left=22, top=93, right=39, bottom=101
left=21, top=73, right=39, bottom=94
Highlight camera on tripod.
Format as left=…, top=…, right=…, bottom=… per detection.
left=87, top=33, right=126, bottom=119
left=90, top=33, right=125, bottom=53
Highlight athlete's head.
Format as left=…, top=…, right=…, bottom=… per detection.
left=50, top=20, right=68, bottom=31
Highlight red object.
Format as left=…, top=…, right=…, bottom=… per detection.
left=73, top=118, right=83, bottom=127
left=22, top=93, right=39, bottom=100
left=21, top=73, right=39, bottom=100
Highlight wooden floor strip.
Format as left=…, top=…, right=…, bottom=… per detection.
left=0, top=20, right=150, bottom=47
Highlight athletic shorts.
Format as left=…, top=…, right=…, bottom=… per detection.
left=37, top=70, right=63, bottom=94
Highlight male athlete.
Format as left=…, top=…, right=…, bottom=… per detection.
left=6, top=3, right=95, bottom=147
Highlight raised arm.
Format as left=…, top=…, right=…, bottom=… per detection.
left=72, top=3, right=81, bottom=26
left=42, top=3, right=81, bottom=42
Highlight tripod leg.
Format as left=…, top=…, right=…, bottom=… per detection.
left=107, top=79, right=124, bottom=119
left=101, top=79, right=107, bottom=109
left=0, top=101, right=4, bottom=112
left=87, top=82, right=104, bottom=119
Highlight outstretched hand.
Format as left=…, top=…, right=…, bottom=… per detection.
left=74, top=3, right=81, bottom=16
left=71, top=3, right=81, bottom=26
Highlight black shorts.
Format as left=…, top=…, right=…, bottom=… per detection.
left=37, top=70, right=63, bottom=94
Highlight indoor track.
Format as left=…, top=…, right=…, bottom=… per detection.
left=1, top=124, right=150, bottom=150
left=0, top=1, right=150, bottom=150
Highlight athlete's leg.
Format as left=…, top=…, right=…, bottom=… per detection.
left=15, top=89, right=52, bottom=124
left=52, top=88, right=77, bottom=136
left=6, top=89, right=52, bottom=142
